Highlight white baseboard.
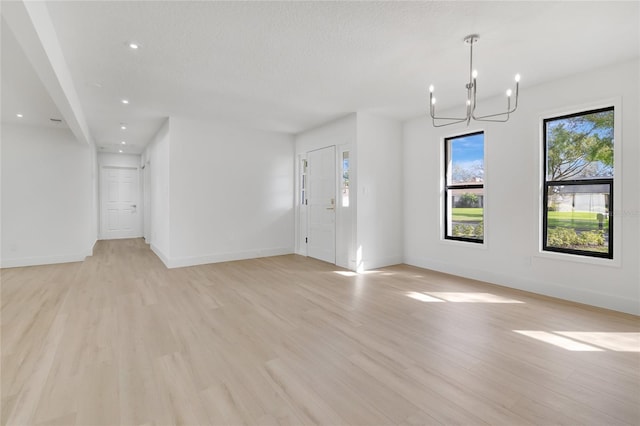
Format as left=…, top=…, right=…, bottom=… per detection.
left=0, top=239, right=99, bottom=268
left=403, top=255, right=639, bottom=316
left=1, top=252, right=87, bottom=268
left=150, top=244, right=171, bottom=268
left=84, top=240, right=98, bottom=257
left=360, top=254, right=404, bottom=271
left=98, top=234, right=143, bottom=240
left=165, top=247, right=294, bottom=269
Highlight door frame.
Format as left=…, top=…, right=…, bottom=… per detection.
left=98, top=165, right=142, bottom=240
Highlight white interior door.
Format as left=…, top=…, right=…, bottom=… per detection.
left=307, top=146, right=336, bottom=264
left=100, top=166, right=141, bottom=239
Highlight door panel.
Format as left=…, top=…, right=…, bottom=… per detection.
left=307, top=146, right=336, bottom=264
left=100, top=166, right=141, bottom=239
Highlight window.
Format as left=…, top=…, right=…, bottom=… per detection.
left=543, top=107, right=614, bottom=259
left=300, top=158, right=307, bottom=205
left=341, top=151, right=350, bottom=207
left=444, top=131, right=484, bottom=243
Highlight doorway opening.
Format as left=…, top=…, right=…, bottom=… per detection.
left=99, top=165, right=142, bottom=240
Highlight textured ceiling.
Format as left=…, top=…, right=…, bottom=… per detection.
left=3, top=1, right=639, bottom=154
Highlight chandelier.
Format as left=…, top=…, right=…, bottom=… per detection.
left=428, top=34, right=520, bottom=127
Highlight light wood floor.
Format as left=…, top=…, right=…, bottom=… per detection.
left=2, top=239, right=639, bottom=425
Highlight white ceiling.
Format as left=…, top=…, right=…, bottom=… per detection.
left=1, top=17, right=68, bottom=130
left=3, top=1, right=639, bottom=154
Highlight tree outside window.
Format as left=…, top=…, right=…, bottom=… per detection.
left=543, top=107, right=614, bottom=258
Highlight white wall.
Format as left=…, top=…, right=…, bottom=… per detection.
left=1, top=124, right=94, bottom=267
left=295, top=114, right=356, bottom=268
left=98, top=152, right=140, bottom=168
left=143, top=119, right=171, bottom=264
left=166, top=117, right=294, bottom=268
left=356, top=113, right=403, bottom=271
left=295, top=114, right=356, bottom=154
left=403, top=59, right=639, bottom=315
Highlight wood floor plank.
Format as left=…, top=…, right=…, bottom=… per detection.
left=1, top=238, right=639, bottom=425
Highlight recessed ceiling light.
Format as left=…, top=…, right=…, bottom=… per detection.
left=121, top=99, right=129, bottom=104
left=128, top=42, right=140, bottom=49
left=121, top=141, right=126, bottom=145
left=119, top=150, right=123, bottom=153
left=120, top=125, right=127, bottom=130
left=16, top=113, right=23, bottom=118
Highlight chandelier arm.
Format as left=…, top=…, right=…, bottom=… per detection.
left=512, top=83, right=520, bottom=110
left=430, top=113, right=472, bottom=121
left=472, top=101, right=518, bottom=120
left=472, top=111, right=511, bottom=121
left=430, top=102, right=472, bottom=122
left=472, top=86, right=519, bottom=120
left=431, top=118, right=469, bottom=128
left=473, top=116, right=511, bottom=123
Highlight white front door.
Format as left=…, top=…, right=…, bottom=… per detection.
left=100, top=166, right=141, bottom=239
left=307, top=146, right=336, bottom=264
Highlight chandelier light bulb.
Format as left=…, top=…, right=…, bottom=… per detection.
left=466, top=99, right=471, bottom=106
left=472, top=70, right=478, bottom=79
left=515, top=74, right=521, bottom=82
left=431, top=98, right=436, bottom=105
left=506, top=89, right=513, bottom=97
left=429, top=85, right=434, bottom=93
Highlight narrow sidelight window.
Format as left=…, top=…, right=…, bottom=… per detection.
left=444, top=131, right=484, bottom=243
left=341, top=151, right=350, bottom=207
left=543, top=107, right=614, bottom=258
left=300, top=158, right=307, bottom=205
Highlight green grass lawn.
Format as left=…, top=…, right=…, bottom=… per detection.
left=547, top=211, right=608, bottom=231
left=452, top=209, right=608, bottom=232
left=452, top=208, right=483, bottom=222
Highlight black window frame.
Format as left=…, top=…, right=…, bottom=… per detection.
left=542, top=106, right=614, bottom=259
left=444, top=131, right=485, bottom=244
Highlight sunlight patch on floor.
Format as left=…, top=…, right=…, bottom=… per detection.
left=406, top=291, right=524, bottom=304
left=406, top=291, right=445, bottom=302
left=556, top=332, right=640, bottom=352
left=425, top=292, right=524, bottom=303
left=334, top=271, right=358, bottom=277
left=334, top=270, right=384, bottom=277
left=514, top=330, right=604, bottom=351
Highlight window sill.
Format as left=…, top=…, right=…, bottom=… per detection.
left=440, top=238, right=488, bottom=250
left=534, top=250, right=620, bottom=268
